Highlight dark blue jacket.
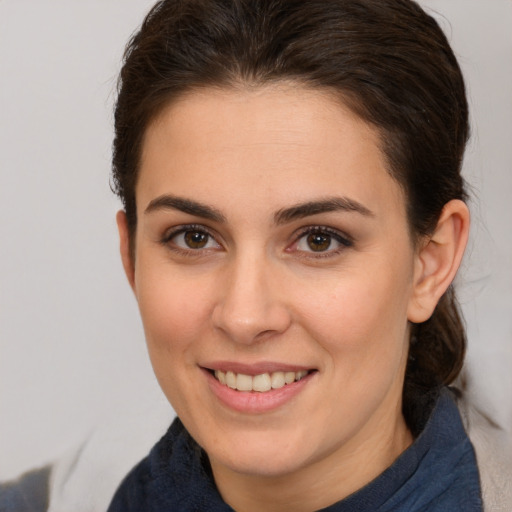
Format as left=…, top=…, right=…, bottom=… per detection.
left=107, top=388, right=483, bottom=511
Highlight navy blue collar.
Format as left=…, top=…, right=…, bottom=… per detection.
left=108, top=388, right=482, bottom=511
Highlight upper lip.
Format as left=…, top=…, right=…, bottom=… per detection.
left=201, top=361, right=316, bottom=375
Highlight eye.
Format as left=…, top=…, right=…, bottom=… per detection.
left=299, top=232, right=332, bottom=252
left=293, top=227, right=352, bottom=255
left=162, top=225, right=221, bottom=251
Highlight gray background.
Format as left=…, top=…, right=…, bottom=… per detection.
left=1, top=0, right=511, bottom=479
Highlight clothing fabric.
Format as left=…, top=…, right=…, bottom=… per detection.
left=0, top=466, right=50, bottom=512
left=106, top=388, right=483, bottom=512
left=4, top=387, right=509, bottom=511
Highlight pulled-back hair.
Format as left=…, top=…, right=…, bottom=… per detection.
left=112, top=0, right=469, bottom=423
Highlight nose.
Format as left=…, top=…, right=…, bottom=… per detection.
left=211, top=251, right=292, bottom=345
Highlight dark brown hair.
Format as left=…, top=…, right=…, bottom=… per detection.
left=112, top=0, right=469, bottom=422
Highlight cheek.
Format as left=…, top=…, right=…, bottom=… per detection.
left=296, top=271, right=413, bottom=430
left=135, top=266, right=215, bottom=357
left=134, top=266, right=218, bottom=414
left=295, top=263, right=413, bottom=371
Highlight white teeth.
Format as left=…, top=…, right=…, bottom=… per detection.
left=214, top=370, right=226, bottom=385
left=226, top=371, right=237, bottom=389
left=213, top=369, right=310, bottom=392
left=284, top=371, right=296, bottom=385
left=253, top=373, right=272, bottom=392
left=271, top=371, right=285, bottom=389
left=236, top=373, right=253, bottom=391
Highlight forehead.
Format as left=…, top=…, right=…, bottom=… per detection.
left=137, top=85, right=406, bottom=221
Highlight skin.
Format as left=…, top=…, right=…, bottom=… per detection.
left=117, top=84, right=469, bottom=512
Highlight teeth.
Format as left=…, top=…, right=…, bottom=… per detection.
left=213, top=369, right=310, bottom=392
left=226, top=371, right=237, bottom=389
left=236, top=373, right=253, bottom=392
left=284, top=371, right=296, bottom=384
left=215, top=370, right=226, bottom=385
left=253, top=373, right=272, bottom=392
left=271, top=371, right=285, bottom=389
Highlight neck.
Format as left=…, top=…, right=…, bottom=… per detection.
left=209, top=404, right=413, bottom=512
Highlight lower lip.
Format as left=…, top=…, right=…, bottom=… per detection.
left=203, top=369, right=315, bottom=414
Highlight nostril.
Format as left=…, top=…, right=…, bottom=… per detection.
left=255, top=329, right=277, bottom=340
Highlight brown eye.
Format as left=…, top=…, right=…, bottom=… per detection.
left=293, top=227, right=352, bottom=256
left=164, top=226, right=221, bottom=252
left=306, top=233, right=332, bottom=252
left=184, top=230, right=209, bottom=249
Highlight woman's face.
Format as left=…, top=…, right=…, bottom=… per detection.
left=125, top=85, right=421, bottom=484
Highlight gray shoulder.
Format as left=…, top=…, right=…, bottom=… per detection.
left=457, top=393, right=512, bottom=512
left=0, top=466, right=51, bottom=512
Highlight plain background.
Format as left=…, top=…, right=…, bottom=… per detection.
left=0, top=0, right=511, bottom=480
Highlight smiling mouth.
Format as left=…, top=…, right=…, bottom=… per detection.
left=212, top=369, right=313, bottom=392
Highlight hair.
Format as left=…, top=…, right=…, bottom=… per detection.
left=112, top=0, right=469, bottom=426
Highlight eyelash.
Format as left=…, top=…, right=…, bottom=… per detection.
left=160, top=224, right=353, bottom=258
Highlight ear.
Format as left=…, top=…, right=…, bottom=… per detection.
left=407, top=199, right=470, bottom=323
left=116, top=210, right=136, bottom=293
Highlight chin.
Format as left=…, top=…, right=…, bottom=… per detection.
left=204, top=425, right=319, bottom=478
left=213, top=448, right=310, bottom=479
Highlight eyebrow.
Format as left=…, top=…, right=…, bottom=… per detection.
left=144, top=195, right=226, bottom=223
left=144, top=194, right=373, bottom=225
left=274, top=197, right=374, bottom=225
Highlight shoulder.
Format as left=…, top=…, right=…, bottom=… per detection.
left=391, top=388, right=483, bottom=511
left=48, top=397, right=172, bottom=512
left=0, top=466, right=51, bottom=512
left=108, top=418, right=230, bottom=512
left=456, top=392, right=512, bottom=512
left=106, top=457, right=152, bottom=512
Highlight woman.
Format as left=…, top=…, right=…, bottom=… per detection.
left=106, top=0, right=481, bottom=510
left=1, top=1, right=509, bottom=511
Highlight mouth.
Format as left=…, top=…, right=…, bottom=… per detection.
left=202, top=365, right=317, bottom=413
left=211, top=369, right=313, bottom=393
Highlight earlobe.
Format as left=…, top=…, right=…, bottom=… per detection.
left=116, top=210, right=137, bottom=293
left=407, top=199, right=470, bottom=323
